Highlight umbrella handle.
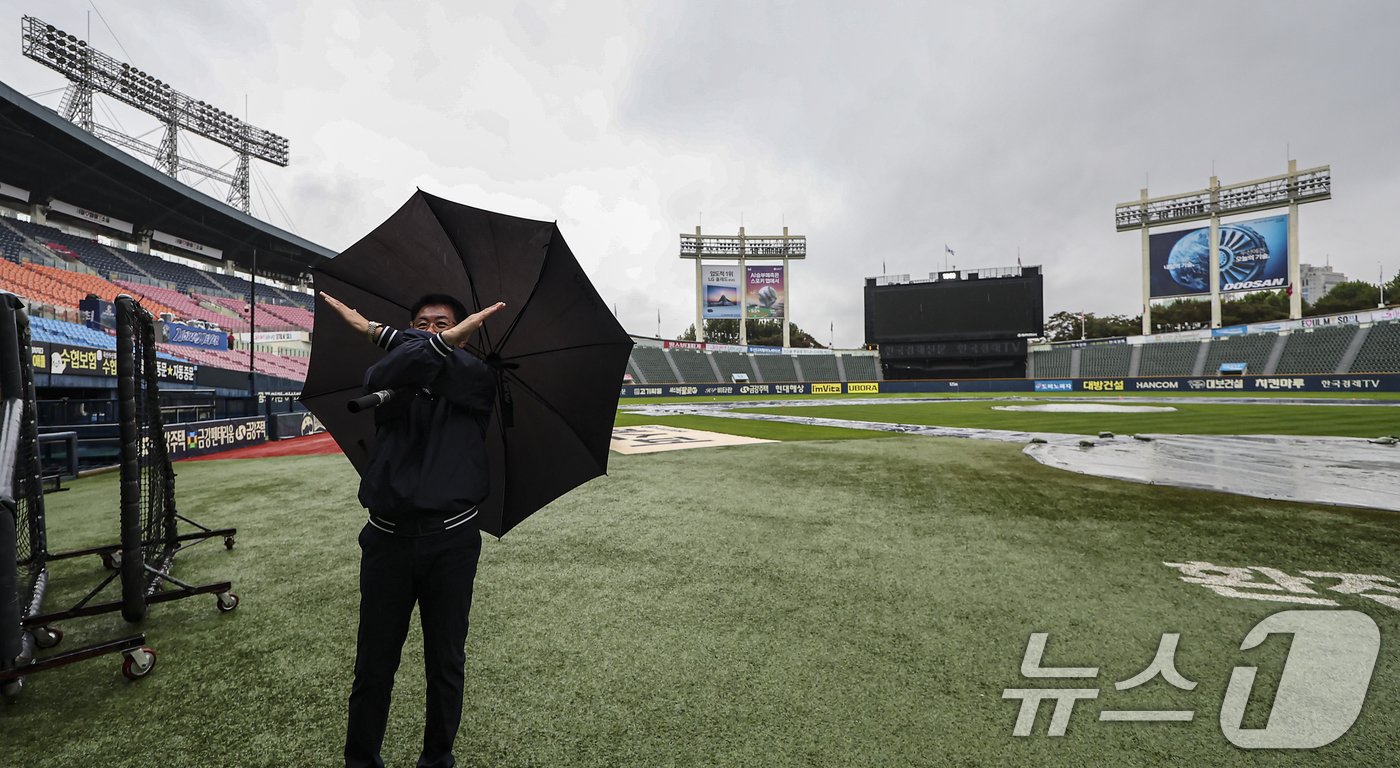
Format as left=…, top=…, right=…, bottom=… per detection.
left=348, top=389, right=396, bottom=413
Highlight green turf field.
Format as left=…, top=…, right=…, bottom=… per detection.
left=728, top=399, right=1400, bottom=439
left=617, top=396, right=1400, bottom=442
left=3, top=415, right=1398, bottom=766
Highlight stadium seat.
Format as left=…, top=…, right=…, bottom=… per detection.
left=1202, top=333, right=1278, bottom=375
left=628, top=347, right=674, bottom=384
left=1274, top=326, right=1358, bottom=375
left=841, top=354, right=879, bottom=381
left=669, top=349, right=720, bottom=383
left=752, top=354, right=798, bottom=383
left=1029, top=348, right=1072, bottom=379
left=710, top=351, right=756, bottom=383
left=1078, top=345, right=1132, bottom=378
left=1349, top=322, right=1400, bottom=374
left=1136, top=340, right=1202, bottom=377
left=796, top=353, right=841, bottom=382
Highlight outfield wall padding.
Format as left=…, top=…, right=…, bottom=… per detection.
left=618, top=373, right=1400, bottom=399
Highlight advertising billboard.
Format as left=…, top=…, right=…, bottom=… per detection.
left=1149, top=214, right=1289, bottom=298
left=745, top=265, right=785, bottom=320
left=703, top=266, right=740, bottom=318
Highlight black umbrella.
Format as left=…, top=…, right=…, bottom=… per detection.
left=300, top=190, right=633, bottom=536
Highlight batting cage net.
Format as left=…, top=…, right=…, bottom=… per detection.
left=2, top=291, right=48, bottom=677
left=115, top=295, right=179, bottom=622
left=112, top=295, right=238, bottom=624
left=1, top=293, right=148, bottom=698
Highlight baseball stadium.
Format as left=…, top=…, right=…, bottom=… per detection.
left=2, top=8, right=1399, bottom=768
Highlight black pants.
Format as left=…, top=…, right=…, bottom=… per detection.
left=345, top=518, right=482, bottom=768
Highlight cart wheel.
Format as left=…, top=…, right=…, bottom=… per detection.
left=101, top=551, right=121, bottom=570
left=32, top=626, right=63, bottom=650
left=216, top=592, right=240, bottom=613
left=1, top=679, right=23, bottom=699
left=223, top=536, right=236, bottom=550
left=122, top=647, right=157, bottom=680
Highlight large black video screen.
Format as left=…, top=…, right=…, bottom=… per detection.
left=864, top=275, right=1043, bottom=343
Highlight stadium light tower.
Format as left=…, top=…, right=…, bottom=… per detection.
left=679, top=226, right=806, bottom=346
left=1115, top=161, right=1330, bottom=333
left=20, top=16, right=290, bottom=214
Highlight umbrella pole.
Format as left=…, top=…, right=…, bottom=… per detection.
left=247, top=247, right=258, bottom=402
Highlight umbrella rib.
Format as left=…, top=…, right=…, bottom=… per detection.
left=492, top=225, right=555, bottom=352
left=419, top=192, right=494, bottom=350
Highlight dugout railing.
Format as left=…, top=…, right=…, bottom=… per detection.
left=1, top=292, right=150, bottom=698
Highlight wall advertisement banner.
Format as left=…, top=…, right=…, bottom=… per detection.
left=162, top=320, right=229, bottom=350
left=1149, top=214, right=1289, bottom=298
left=745, top=265, right=785, bottom=320
left=164, top=416, right=267, bottom=459
left=664, top=339, right=706, bottom=351
left=49, top=199, right=135, bottom=234
left=152, top=229, right=224, bottom=260
left=703, top=266, right=741, bottom=318
left=619, top=374, right=1400, bottom=398
left=36, top=341, right=197, bottom=383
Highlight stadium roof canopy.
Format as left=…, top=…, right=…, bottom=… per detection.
left=0, top=80, right=334, bottom=280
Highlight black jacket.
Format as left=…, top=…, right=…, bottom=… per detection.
left=356, top=328, right=496, bottom=515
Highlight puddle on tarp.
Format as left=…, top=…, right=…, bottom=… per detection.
left=1023, top=434, right=1400, bottom=513
left=622, top=399, right=1400, bottom=512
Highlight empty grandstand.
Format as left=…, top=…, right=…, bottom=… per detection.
left=1351, top=321, right=1400, bottom=374
left=1028, top=347, right=1072, bottom=379
left=1201, top=332, right=1279, bottom=375
left=1274, top=325, right=1358, bottom=375
left=1135, top=340, right=1200, bottom=377
left=1023, top=310, right=1400, bottom=383
left=1078, top=344, right=1132, bottom=378
left=617, top=341, right=879, bottom=386
left=668, top=349, right=721, bottom=383
left=711, top=350, right=757, bottom=383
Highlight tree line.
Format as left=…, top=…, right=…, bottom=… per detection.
left=1046, top=275, right=1400, bottom=342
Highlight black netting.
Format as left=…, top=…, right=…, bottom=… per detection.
left=13, top=306, right=46, bottom=617
left=116, top=297, right=179, bottom=609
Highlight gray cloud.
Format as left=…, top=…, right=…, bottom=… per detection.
left=3, top=0, right=1398, bottom=345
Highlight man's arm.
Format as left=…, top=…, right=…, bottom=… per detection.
left=364, top=331, right=455, bottom=391
left=364, top=301, right=507, bottom=393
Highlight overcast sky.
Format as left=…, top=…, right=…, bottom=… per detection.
left=4, top=0, right=1398, bottom=346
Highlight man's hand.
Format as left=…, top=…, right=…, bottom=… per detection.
left=320, top=292, right=369, bottom=335
left=442, top=302, right=506, bottom=348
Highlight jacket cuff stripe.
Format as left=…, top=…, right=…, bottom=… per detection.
left=378, top=327, right=397, bottom=349
left=430, top=332, right=452, bottom=357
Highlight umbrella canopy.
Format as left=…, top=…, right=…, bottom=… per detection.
left=301, top=190, right=633, bottom=536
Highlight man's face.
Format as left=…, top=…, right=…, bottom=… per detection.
left=413, top=304, right=458, bottom=336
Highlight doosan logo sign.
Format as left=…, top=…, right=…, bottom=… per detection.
left=1223, top=278, right=1287, bottom=291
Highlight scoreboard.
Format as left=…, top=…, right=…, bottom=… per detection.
left=864, top=270, right=1044, bottom=344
